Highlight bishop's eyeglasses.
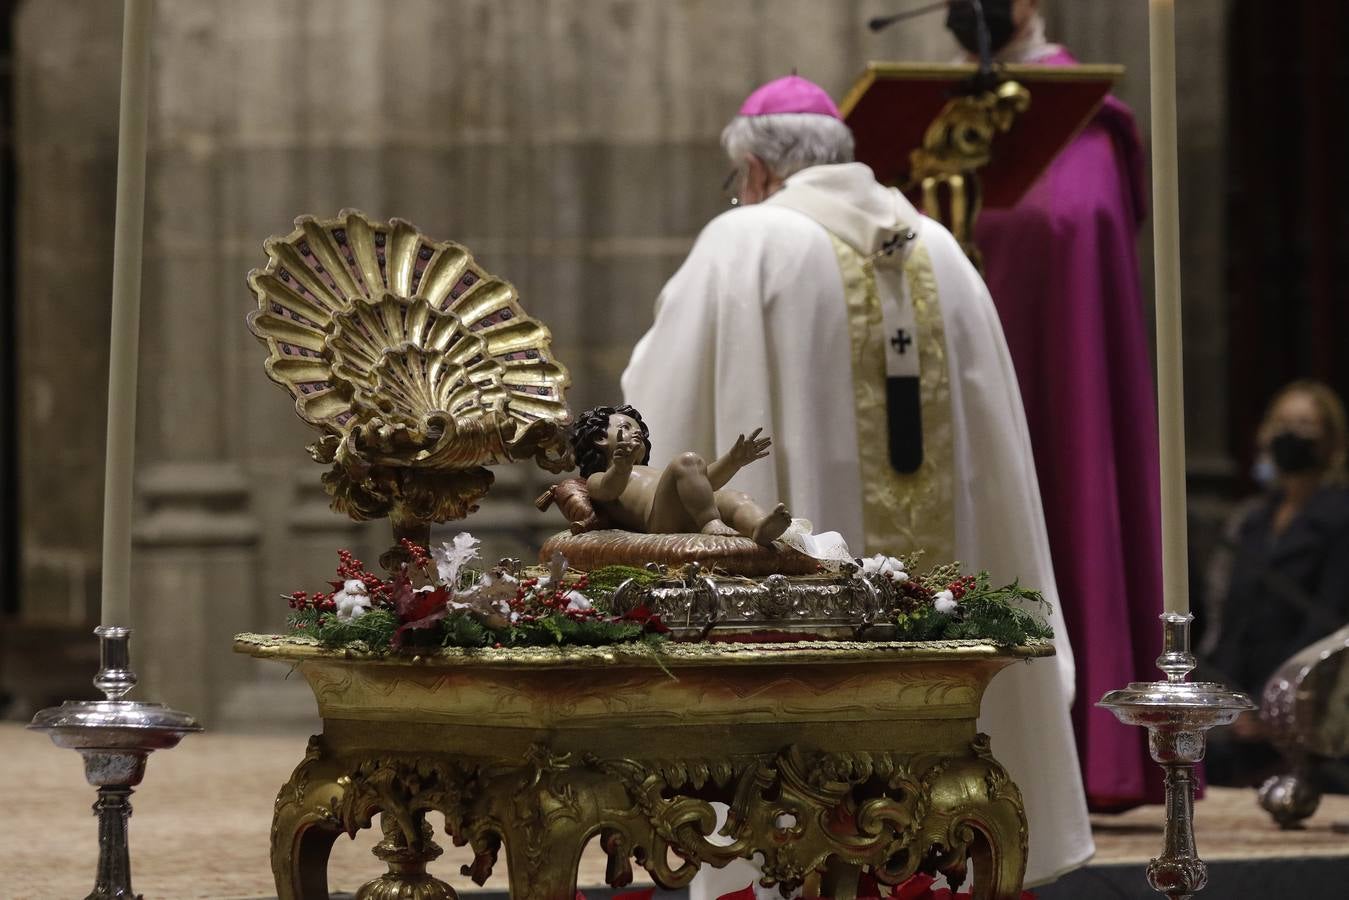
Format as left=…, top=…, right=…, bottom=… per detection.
left=721, top=166, right=744, bottom=207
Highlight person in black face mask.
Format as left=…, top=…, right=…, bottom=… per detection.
left=946, top=0, right=1042, bottom=61
left=1203, top=380, right=1349, bottom=786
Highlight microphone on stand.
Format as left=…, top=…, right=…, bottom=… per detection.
left=967, top=0, right=998, bottom=91
left=867, top=0, right=953, bottom=32
left=868, top=1, right=999, bottom=94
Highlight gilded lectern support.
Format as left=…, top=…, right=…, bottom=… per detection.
left=908, top=80, right=1031, bottom=268
left=839, top=62, right=1124, bottom=271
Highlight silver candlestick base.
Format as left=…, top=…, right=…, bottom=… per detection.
left=28, top=626, right=201, bottom=900
left=1098, top=613, right=1254, bottom=900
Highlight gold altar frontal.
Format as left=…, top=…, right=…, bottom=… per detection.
left=234, top=634, right=1049, bottom=900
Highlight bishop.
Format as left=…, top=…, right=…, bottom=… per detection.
left=622, top=74, right=1092, bottom=893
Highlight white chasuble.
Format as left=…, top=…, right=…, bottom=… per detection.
left=621, top=163, right=1092, bottom=891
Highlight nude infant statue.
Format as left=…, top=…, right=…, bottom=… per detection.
left=570, top=404, right=793, bottom=545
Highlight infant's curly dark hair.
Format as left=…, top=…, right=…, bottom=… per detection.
left=571, top=405, right=652, bottom=477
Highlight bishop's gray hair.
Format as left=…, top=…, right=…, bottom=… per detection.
left=720, top=113, right=856, bottom=179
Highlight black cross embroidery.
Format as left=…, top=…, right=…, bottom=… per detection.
left=890, top=329, right=913, bottom=355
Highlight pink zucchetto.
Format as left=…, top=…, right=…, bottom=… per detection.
left=737, top=75, right=842, bottom=120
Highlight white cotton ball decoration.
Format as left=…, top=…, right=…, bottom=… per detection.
left=334, top=579, right=372, bottom=622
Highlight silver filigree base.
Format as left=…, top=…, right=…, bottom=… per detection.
left=28, top=626, right=201, bottom=900
left=1099, top=613, right=1254, bottom=900
left=608, top=561, right=895, bottom=640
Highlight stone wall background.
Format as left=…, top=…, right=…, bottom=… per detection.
left=8, top=0, right=1231, bottom=723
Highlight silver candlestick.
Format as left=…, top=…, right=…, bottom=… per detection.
left=29, top=626, right=201, bottom=900
left=1098, top=612, right=1254, bottom=900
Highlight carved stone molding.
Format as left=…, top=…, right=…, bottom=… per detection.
left=132, top=462, right=259, bottom=548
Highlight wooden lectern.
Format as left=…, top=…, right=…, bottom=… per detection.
left=840, top=62, right=1124, bottom=268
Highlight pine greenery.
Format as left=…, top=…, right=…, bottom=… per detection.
left=286, top=556, right=1050, bottom=653
left=893, top=580, right=1053, bottom=646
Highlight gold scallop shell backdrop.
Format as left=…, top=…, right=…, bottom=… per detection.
left=247, top=210, right=573, bottom=566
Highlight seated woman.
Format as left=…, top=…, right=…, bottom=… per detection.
left=570, top=404, right=792, bottom=545
left=1203, top=380, right=1349, bottom=785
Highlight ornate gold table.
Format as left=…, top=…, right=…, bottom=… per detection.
left=235, top=634, right=1048, bottom=900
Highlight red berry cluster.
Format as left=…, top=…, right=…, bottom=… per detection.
left=335, top=549, right=394, bottom=607
left=399, top=538, right=431, bottom=569
left=286, top=549, right=395, bottom=613
left=948, top=575, right=978, bottom=600
left=287, top=589, right=334, bottom=612
left=505, top=573, right=598, bottom=624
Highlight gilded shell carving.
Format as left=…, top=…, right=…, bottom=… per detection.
left=246, top=209, right=572, bottom=471
left=245, top=210, right=574, bottom=552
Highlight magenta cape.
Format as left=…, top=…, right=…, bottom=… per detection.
left=974, top=48, right=1164, bottom=810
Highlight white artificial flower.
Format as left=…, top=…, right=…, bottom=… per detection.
left=933, top=589, right=958, bottom=615
left=857, top=554, right=908, bottom=582
left=449, top=566, right=520, bottom=616
left=432, top=532, right=481, bottom=585
left=334, top=578, right=372, bottom=621
left=564, top=591, right=592, bottom=613
left=539, top=550, right=568, bottom=589
left=478, top=569, right=518, bottom=591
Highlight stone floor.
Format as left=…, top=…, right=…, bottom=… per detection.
left=8, top=723, right=1349, bottom=898
left=7, top=723, right=645, bottom=899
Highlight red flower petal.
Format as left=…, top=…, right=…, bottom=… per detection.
left=714, top=888, right=757, bottom=900
left=391, top=607, right=448, bottom=648
left=388, top=573, right=453, bottom=646
left=893, top=874, right=939, bottom=900
left=623, top=605, right=671, bottom=634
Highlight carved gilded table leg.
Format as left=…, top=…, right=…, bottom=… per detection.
left=240, top=636, right=1044, bottom=900
left=963, top=800, right=1029, bottom=900
left=922, top=739, right=1025, bottom=900
left=267, top=738, right=1026, bottom=900
left=495, top=820, right=588, bottom=900
left=469, top=746, right=595, bottom=900
left=270, top=737, right=350, bottom=900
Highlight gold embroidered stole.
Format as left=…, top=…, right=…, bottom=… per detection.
left=826, top=235, right=956, bottom=561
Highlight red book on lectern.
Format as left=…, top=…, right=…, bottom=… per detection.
left=840, top=62, right=1124, bottom=209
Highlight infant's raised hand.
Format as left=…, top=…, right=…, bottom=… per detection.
left=730, top=427, right=772, bottom=466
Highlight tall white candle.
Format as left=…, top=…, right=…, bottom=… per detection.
left=1149, top=0, right=1189, bottom=615
left=100, top=0, right=154, bottom=627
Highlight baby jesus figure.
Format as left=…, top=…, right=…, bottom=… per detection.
left=571, top=405, right=793, bottom=545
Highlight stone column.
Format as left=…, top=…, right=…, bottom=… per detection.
left=131, top=461, right=258, bottom=719
left=13, top=0, right=121, bottom=624
left=216, top=470, right=370, bottom=730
